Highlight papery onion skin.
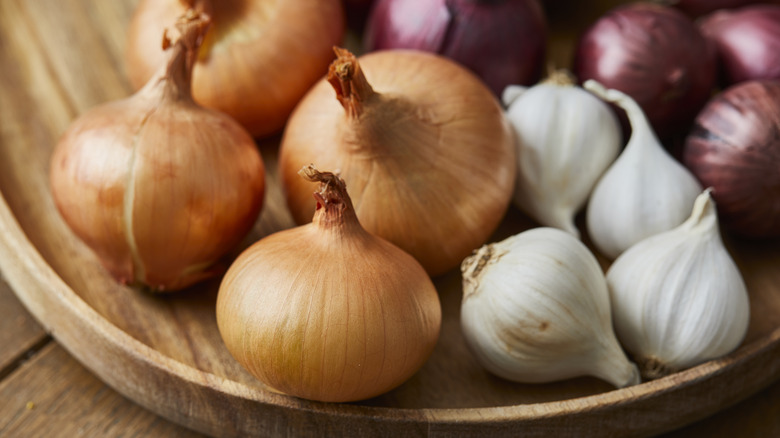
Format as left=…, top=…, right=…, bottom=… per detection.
left=363, top=0, right=547, bottom=95
left=125, top=0, right=345, bottom=137
left=573, top=2, right=716, bottom=139
left=683, top=80, right=780, bottom=238
left=216, top=168, right=441, bottom=403
left=50, top=13, right=266, bottom=291
left=699, top=4, right=780, bottom=86
left=278, top=49, right=516, bottom=277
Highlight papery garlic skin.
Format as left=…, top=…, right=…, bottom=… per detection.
left=585, top=80, right=702, bottom=260
left=607, top=190, right=750, bottom=379
left=503, top=72, right=621, bottom=237
left=460, top=227, right=640, bottom=388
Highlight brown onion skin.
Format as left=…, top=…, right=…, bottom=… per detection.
left=363, top=0, right=547, bottom=96
left=216, top=169, right=441, bottom=402
left=278, top=49, right=516, bottom=277
left=125, top=0, right=345, bottom=138
left=683, top=80, right=780, bottom=238
left=51, top=14, right=266, bottom=291
left=573, top=2, right=716, bottom=139
left=699, top=4, right=780, bottom=86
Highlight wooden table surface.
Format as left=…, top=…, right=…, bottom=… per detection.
left=1, top=0, right=779, bottom=436
left=0, top=270, right=777, bottom=437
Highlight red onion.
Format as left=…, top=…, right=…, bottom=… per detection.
left=666, top=0, right=756, bottom=17
left=363, top=0, right=547, bottom=95
left=699, top=4, right=780, bottom=86
left=573, top=2, right=716, bottom=139
left=683, top=80, right=780, bottom=238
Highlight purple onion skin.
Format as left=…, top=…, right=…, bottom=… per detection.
left=671, top=0, right=756, bottom=17
left=573, top=3, right=716, bottom=140
left=683, top=80, right=780, bottom=238
left=363, top=0, right=547, bottom=95
left=700, top=5, right=780, bottom=87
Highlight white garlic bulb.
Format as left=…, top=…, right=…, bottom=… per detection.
left=460, top=227, right=640, bottom=388
left=584, top=80, right=702, bottom=260
left=503, top=71, right=621, bottom=237
left=607, top=189, right=750, bottom=380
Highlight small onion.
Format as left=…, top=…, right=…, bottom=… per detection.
left=217, top=166, right=441, bottom=403
left=573, top=2, right=716, bottom=139
left=699, top=4, right=780, bottom=86
left=278, top=48, right=516, bottom=276
left=50, top=12, right=265, bottom=291
left=125, top=0, right=345, bottom=137
left=363, top=0, right=547, bottom=95
left=683, top=80, right=780, bottom=238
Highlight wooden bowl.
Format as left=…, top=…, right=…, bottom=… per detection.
left=1, top=0, right=779, bottom=436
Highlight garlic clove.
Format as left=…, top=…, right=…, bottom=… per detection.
left=505, top=72, right=621, bottom=238
left=501, top=85, right=527, bottom=107
left=584, top=79, right=702, bottom=260
left=606, top=189, right=750, bottom=379
left=461, top=227, right=640, bottom=388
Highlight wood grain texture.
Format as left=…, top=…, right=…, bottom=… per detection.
left=0, top=0, right=779, bottom=436
left=1, top=273, right=777, bottom=438
left=0, top=275, right=48, bottom=378
left=0, top=342, right=205, bottom=438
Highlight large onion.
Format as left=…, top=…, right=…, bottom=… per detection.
left=699, top=4, right=780, bottom=86
left=217, top=167, right=441, bottom=402
left=573, top=2, right=716, bottom=139
left=125, top=0, right=345, bottom=137
left=683, top=80, right=780, bottom=238
left=278, top=48, right=516, bottom=276
left=51, top=12, right=266, bottom=291
left=363, top=0, right=547, bottom=96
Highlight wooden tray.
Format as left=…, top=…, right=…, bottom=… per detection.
left=1, top=0, right=779, bottom=436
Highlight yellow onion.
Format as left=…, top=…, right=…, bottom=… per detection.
left=217, top=166, right=441, bottom=402
left=50, top=12, right=265, bottom=291
left=124, top=0, right=345, bottom=137
left=278, top=48, right=516, bottom=276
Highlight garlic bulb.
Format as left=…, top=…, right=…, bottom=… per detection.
left=585, top=80, right=702, bottom=260
left=607, top=189, right=750, bottom=379
left=503, top=70, right=621, bottom=237
left=460, top=227, right=640, bottom=388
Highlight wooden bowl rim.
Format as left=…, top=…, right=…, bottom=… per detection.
left=2, top=188, right=779, bottom=432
